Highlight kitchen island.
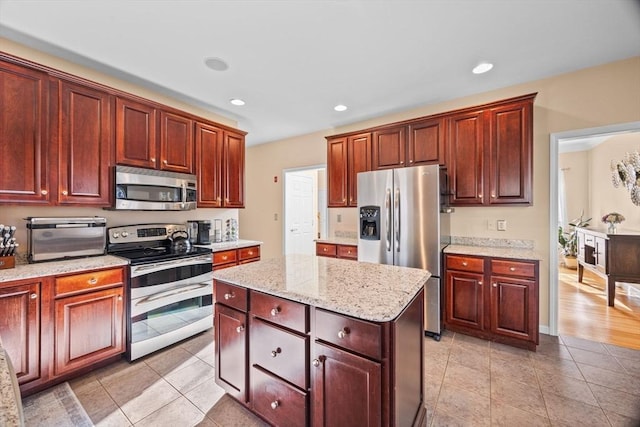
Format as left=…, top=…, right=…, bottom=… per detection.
left=212, top=255, right=429, bottom=427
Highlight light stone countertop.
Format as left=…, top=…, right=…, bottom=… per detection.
left=444, top=245, right=540, bottom=261
left=315, top=237, right=358, bottom=246
left=212, top=255, right=430, bottom=322
left=195, top=239, right=262, bottom=252
left=0, top=336, right=23, bottom=427
left=0, top=255, right=129, bottom=283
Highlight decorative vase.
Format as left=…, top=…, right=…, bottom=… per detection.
left=607, top=222, right=617, bottom=234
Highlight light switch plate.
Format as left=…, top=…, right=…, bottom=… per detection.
left=497, top=220, right=507, bottom=231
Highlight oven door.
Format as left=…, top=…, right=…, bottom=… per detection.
left=128, top=254, right=213, bottom=360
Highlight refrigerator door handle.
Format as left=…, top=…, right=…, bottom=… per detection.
left=395, top=187, right=400, bottom=252
left=385, top=189, right=391, bottom=252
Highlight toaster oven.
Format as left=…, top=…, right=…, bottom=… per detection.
left=26, top=217, right=107, bottom=263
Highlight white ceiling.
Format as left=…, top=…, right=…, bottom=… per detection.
left=1, top=0, right=639, bottom=147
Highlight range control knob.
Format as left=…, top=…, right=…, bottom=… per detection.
left=112, top=232, right=120, bottom=239
left=121, top=231, right=129, bottom=238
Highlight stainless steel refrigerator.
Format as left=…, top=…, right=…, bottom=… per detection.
left=357, top=164, right=450, bottom=339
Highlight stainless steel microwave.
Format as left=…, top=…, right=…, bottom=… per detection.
left=112, top=165, right=197, bottom=211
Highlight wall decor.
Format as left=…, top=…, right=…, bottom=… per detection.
left=611, top=150, right=640, bottom=206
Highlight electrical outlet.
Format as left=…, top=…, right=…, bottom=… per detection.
left=497, top=219, right=507, bottom=231
left=487, top=219, right=496, bottom=231
left=337, top=214, right=342, bottom=223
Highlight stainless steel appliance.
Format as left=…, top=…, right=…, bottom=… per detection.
left=107, top=223, right=213, bottom=361
left=187, top=220, right=211, bottom=245
left=357, top=165, right=451, bottom=340
left=113, top=165, right=197, bottom=211
left=26, top=217, right=106, bottom=263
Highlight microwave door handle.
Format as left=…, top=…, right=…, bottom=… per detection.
left=385, top=189, right=391, bottom=252
left=395, top=187, right=400, bottom=252
left=181, top=182, right=187, bottom=208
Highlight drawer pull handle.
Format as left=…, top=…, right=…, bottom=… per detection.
left=337, top=328, right=350, bottom=339
left=88, top=278, right=98, bottom=285
left=271, top=347, right=282, bottom=358
left=271, top=400, right=279, bottom=410
left=236, top=325, right=244, bottom=333
left=313, top=358, right=320, bottom=367
left=462, top=261, right=468, bottom=266
left=509, top=267, right=516, bottom=272
left=270, top=307, right=280, bottom=316
left=224, top=292, right=235, bottom=300
left=30, top=293, right=37, bottom=300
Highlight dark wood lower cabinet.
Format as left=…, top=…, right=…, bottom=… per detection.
left=215, top=303, right=248, bottom=403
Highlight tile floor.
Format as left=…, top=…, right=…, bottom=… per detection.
left=49, top=329, right=640, bottom=426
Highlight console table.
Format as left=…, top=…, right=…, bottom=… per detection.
left=576, top=226, right=640, bottom=307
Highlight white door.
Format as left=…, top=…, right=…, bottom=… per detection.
left=285, top=172, right=315, bottom=255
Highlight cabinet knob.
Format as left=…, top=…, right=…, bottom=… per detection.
left=491, top=193, right=496, bottom=198
left=270, top=307, right=280, bottom=316
left=271, top=347, right=281, bottom=358
left=217, top=197, right=221, bottom=202
left=163, top=159, right=168, bottom=164
left=493, top=283, right=497, bottom=287
left=270, top=400, right=280, bottom=410
left=61, top=190, right=68, bottom=196
left=409, top=159, right=414, bottom=164
left=118, top=295, right=122, bottom=301
left=478, top=194, right=483, bottom=199
left=248, top=251, right=253, bottom=256
left=40, top=189, right=48, bottom=195
left=509, top=267, right=516, bottom=272
left=337, top=327, right=350, bottom=339
left=150, top=157, right=156, bottom=162
left=479, top=281, right=483, bottom=286
left=312, top=358, right=320, bottom=367
left=222, top=255, right=228, bottom=260
left=224, top=292, right=235, bottom=300
left=30, top=293, right=37, bottom=300
left=88, top=277, right=98, bottom=285
left=236, top=325, right=244, bottom=333
left=462, top=261, right=468, bottom=266
left=323, top=248, right=327, bottom=252
left=400, top=161, right=404, bottom=164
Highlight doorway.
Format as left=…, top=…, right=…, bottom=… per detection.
left=283, top=166, right=327, bottom=255
left=549, top=121, right=640, bottom=344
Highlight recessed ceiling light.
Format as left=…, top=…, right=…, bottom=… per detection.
left=230, top=98, right=245, bottom=106
left=334, top=104, right=348, bottom=112
left=472, top=62, right=493, bottom=74
left=204, top=57, right=229, bottom=71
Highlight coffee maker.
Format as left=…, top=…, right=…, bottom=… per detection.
left=187, top=220, right=211, bottom=244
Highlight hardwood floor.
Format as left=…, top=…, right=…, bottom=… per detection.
left=559, top=265, right=640, bottom=350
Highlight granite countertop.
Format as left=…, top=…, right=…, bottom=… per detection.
left=0, top=336, right=23, bottom=427
left=195, top=239, right=262, bottom=252
left=0, top=255, right=130, bottom=283
left=315, top=237, right=358, bottom=246
left=213, top=255, right=430, bottom=322
left=444, top=245, right=540, bottom=261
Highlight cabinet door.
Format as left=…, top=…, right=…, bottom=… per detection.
left=408, top=117, right=445, bottom=166
left=445, top=270, right=485, bottom=331
left=58, top=80, right=113, bottom=205
left=160, top=111, right=193, bottom=173
left=195, top=122, right=223, bottom=207
left=223, top=130, right=245, bottom=207
left=215, top=303, right=248, bottom=403
left=312, top=341, right=381, bottom=427
left=327, top=137, right=348, bottom=207
left=372, top=125, right=406, bottom=170
left=347, top=132, right=372, bottom=207
left=0, top=61, right=50, bottom=203
left=489, top=275, right=537, bottom=343
left=447, top=111, right=485, bottom=205
left=115, top=97, right=157, bottom=169
left=54, top=287, right=124, bottom=376
left=595, top=237, right=607, bottom=273
left=0, top=282, right=41, bottom=384
left=487, top=100, right=532, bottom=205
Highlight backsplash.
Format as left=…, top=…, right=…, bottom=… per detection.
left=450, top=236, right=534, bottom=249
left=334, top=230, right=358, bottom=239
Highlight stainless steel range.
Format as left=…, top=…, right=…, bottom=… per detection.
left=107, top=223, right=213, bottom=361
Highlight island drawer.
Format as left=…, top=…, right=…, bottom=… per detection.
left=314, top=309, right=381, bottom=360
left=337, top=245, right=357, bottom=260
left=213, top=249, right=237, bottom=266
left=446, top=255, right=484, bottom=273
left=55, top=268, right=124, bottom=297
left=250, top=317, right=308, bottom=389
left=215, top=281, right=248, bottom=312
left=251, top=366, right=307, bottom=426
left=316, top=243, right=337, bottom=257
left=239, top=245, right=260, bottom=261
left=491, top=259, right=535, bottom=278
left=251, top=291, right=309, bottom=333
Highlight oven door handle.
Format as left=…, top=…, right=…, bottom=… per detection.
left=135, top=283, right=210, bottom=305
left=130, top=254, right=212, bottom=277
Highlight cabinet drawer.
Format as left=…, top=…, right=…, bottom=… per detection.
left=213, top=249, right=238, bottom=266
left=316, top=243, right=337, bottom=257
left=239, top=245, right=260, bottom=261
left=315, top=309, right=381, bottom=360
left=250, top=318, right=308, bottom=389
left=215, top=281, right=248, bottom=312
left=251, top=291, right=308, bottom=333
left=55, top=268, right=124, bottom=297
left=491, top=260, right=535, bottom=278
left=337, top=245, right=357, bottom=260
left=446, top=255, right=484, bottom=273
left=251, top=366, right=307, bottom=426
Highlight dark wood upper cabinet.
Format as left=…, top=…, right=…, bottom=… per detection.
left=115, top=97, right=158, bottom=169
left=195, top=122, right=224, bottom=207
left=372, top=125, right=406, bottom=170
left=57, top=80, right=113, bottom=205
left=327, top=137, right=348, bottom=207
left=408, top=117, right=445, bottom=166
left=223, top=130, right=245, bottom=208
left=160, top=111, right=194, bottom=174
left=447, top=110, right=485, bottom=206
left=347, top=132, right=372, bottom=207
left=0, top=61, right=50, bottom=203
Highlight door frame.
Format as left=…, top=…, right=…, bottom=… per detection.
left=548, top=121, right=640, bottom=336
left=283, top=164, right=327, bottom=255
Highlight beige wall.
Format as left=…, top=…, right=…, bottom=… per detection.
left=241, top=56, right=640, bottom=330
left=559, top=151, right=590, bottom=226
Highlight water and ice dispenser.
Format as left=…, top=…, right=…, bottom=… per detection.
left=360, top=205, right=380, bottom=240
